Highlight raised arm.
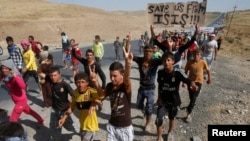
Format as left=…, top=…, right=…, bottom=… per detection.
left=89, top=65, right=105, bottom=98
left=150, top=25, right=156, bottom=39
left=96, top=64, right=106, bottom=89
left=178, top=24, right=200, bottom=54
left=71, top=47, right=84, bottom=62
left=123, top=34, right=133, bottom=86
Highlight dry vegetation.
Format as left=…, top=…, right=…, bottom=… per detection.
left=219, top=10, right=250, bottom=61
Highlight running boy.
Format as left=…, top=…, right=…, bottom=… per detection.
left=183, top=49, right=211, bottom=123
left=58, top=72, right=102, bottom=141
left=155, top=52, right=198, bottom=141
left=90, top=34, right=134, bottom=141
left=48, top=66, right=78, bottom=141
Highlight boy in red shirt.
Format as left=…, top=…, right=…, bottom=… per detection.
left=70, top=39, right=82, bottom=81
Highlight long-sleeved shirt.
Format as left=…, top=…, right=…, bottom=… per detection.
left=72, top=49, right=106, bottom=89
left=23, top=49, right=37, bottom=71
left=92, top=42, right=104, bottom=59
left=7, top=44, right=23, bottom=70
left=3, top=75, right=27, bottom=103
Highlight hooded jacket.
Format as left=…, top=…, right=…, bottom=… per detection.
left=0, top=59, right=27, bottom=103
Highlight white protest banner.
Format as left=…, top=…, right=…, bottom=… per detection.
left=147, top=0, right=207, bottom=27
left=200, top=27, right=215, bottom=33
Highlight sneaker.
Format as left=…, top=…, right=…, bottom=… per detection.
left=186, top=115, right=192, bottom=123
left=69, top=65, right=73, bottom=69
left=167, top=133, right=174, bottom=141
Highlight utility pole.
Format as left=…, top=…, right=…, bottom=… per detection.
left=226, top=4, right=237, bottom=36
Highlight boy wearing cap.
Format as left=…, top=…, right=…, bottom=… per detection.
left=201, top=33, right=218, bottom=69
left=0, top=59, right=44, bottom=126
left=5, top=36, right=24, bottom=73
left=21, top=39, right=41, bottom=93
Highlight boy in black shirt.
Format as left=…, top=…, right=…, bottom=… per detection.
left=155, top=52, right=198, bottom=141
left=49, top=66, right=77, bottom=141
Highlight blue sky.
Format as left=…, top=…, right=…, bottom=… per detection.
left=49, top=0, right=249, bottom=12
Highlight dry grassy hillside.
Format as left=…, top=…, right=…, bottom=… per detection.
left=0, top=0, right=219, bottom=44
left=219, top=10, right=250, bottom=61
left=0, top=0, right=218, bottom=47
left=0, top=0, right=146, bottom=45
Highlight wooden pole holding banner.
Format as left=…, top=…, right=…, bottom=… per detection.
left=226, top=4, right=237, bottom=37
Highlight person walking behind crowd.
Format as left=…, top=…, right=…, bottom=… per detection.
left=6, top=36, right=24, bottom=73
left=39, top=45, right=54, bottom=64
left=183, top=49, right=211, bottom=123
left=58, top=72, right=103, bottom=141
left=21, top=39, right=42, bottom=94
left=71, top=48, right=106, bottom=111
left=28, top=35, right=42, bottom=60
left=63, top=44, right=73, bottom=69
left=37, top=53, right=54, bottom=110
left=186, top=40, right=199, bottom=61
left=61, top=32, right=71, bottom=69
left=69, top=39, right=82, bottom=81
left=133, top=45, right=162, bottom=133
left=92, top=35, right=104, bottom=66
left=0, top=59, right=44, bottom=127
left=150, top=24, right=199, bottom=68
left=90, top=35, right=134, bottom=141
left=152, top=45, right=162, bottom=59
left=201, top=33, right=218, bottom=71
left=155, top=52, right=198, bottom=141
left=48, top=66, right=78, bottom=141
left=216, top=36, right=222, bottom=51
left=138, top=35, right=146, bottom=54
left=113, top=36, right=122, bottom=61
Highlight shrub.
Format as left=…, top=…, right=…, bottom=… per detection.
left=225, top=37, right=234, bottom=43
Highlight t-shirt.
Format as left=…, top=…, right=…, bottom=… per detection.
left=105, top=83, right=132, bottom=127
left=30, top=41, right=41, bottom=58
left=92, top=42, right=104, bottom=58
left=157, top=68, right=191, bottom=106
left=71, top=47, right=82, bottom=63
left=202, top=40, right=218, bottom=58
left=51, top=80, right=73, bottom=111
left=152, top=52, right=162, bottom=59
left=113, top=40, right=121, bottom=49
left=185, top=60, right=209, bottom=83
left=71, top=88, right=99, bottom=131
left=133, top=56, right=162, bottom=87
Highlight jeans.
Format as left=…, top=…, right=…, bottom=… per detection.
left=49, top=108, right=78, bottom=141
left=136, top=87, right=155, bottom=116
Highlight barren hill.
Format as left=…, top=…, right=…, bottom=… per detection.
left=0, top=0, right=218, bottom=46
left=0, top=0, right=146, bottom=44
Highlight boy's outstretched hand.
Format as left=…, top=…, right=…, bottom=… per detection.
left=123, top=34, right=133, bottom=63
left=89, top=65, right=98, bottom=84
